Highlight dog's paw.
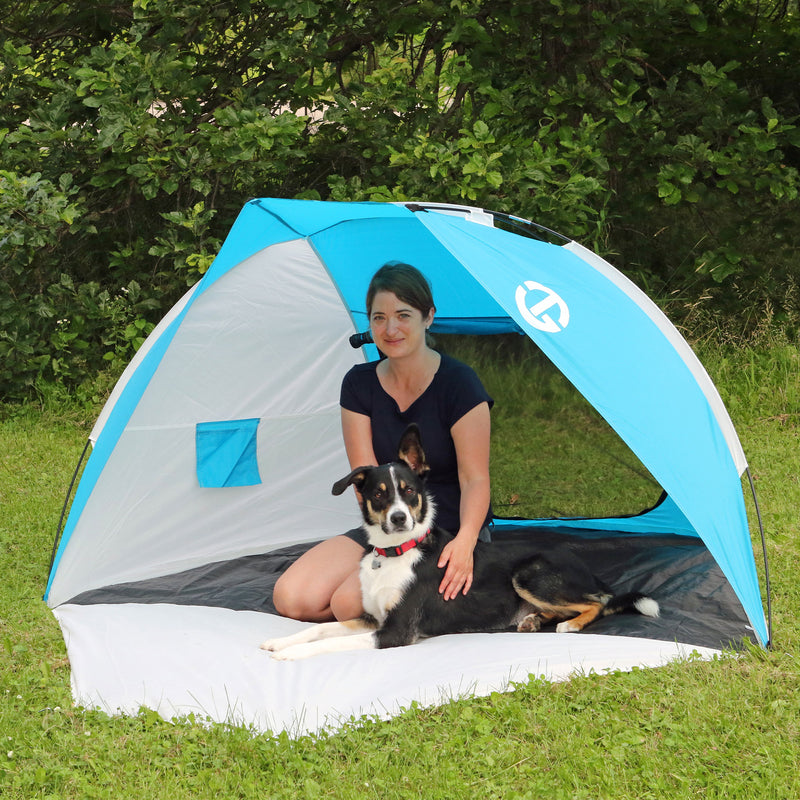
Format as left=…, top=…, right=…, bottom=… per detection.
left=260, top=637, right=290, bottom=652
left=555, top=620, right=581, bottom=633
left=269, top=642, right=318, bottom=661
left=517, top=613, right=542, bottom=633
left=269, top=648, right=296, bottom=661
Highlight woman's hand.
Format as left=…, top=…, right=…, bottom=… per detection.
left=436, top=401, right=491, bottom=601
left=437, top=534, right=475, bottom=601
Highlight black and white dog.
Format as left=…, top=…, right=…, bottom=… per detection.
left=262, top=424, right=659, bottom=660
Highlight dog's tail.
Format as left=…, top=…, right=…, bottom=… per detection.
left=603, top=592, right=660, bottom=619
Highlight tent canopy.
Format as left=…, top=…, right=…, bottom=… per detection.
left=45, top=199, right=769, bottom=735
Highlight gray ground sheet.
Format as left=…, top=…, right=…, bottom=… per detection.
left=68, top=526, right=757, bottom=651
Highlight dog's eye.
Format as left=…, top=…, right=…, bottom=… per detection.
left=373, top=490, right=382, bottom=499
left=404, top=487, right=415, bottom=496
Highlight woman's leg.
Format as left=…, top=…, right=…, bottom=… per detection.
left=329, top=567, right=365, bottom=622
left=273, top=535, right=365, bottom=622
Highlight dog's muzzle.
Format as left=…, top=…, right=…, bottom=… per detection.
left=386, top=509, right=413, bottom=532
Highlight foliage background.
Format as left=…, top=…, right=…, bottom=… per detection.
left=1, top=0, right=799, bottom=400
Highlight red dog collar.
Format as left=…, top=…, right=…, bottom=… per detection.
left=373, top=530, right=429, bottom=558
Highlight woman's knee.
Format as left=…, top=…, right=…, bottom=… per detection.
left=272, top=570, right=330, bottom=621
left=271, top=571, right=295, bottom=617
left=272, top=536, right=364, bottom=621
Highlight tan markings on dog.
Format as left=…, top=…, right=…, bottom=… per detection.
left=553, top=602, right=605, bottom=631
left=512, top=579, right=608, bottom=632
left=365, top=501, right=381, bottom=525
left=511, top=579, right=556, bottom=612
left=342, top=618, right=377, bottom=632
left=398, top=479, right=423, bottom=517
left=399, top=438, right=427, bottom=473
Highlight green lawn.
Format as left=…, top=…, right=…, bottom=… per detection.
left=1, top=337, right=799, bottom=799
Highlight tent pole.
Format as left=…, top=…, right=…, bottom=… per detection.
left=746, top=467, right=772, bottom=647
left=47, top=438, right=91, bottom=584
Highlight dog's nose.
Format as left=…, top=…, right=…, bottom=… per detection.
left=389, top=511, right=408, bottom=528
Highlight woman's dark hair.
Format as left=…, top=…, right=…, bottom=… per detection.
left=366, top=262, right=436, bottom=318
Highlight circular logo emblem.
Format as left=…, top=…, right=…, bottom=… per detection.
left=515, top=281, right=570, bottom=333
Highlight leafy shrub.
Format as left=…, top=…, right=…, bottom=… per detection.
left=1, top=0, right=799, bottom=399
left=0, top=275, right=157, bottom=402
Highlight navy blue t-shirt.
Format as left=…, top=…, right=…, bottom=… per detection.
left=340, top=353, right=493, bottom=533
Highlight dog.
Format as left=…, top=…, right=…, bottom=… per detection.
left=262, top=424, right=659, bottom=660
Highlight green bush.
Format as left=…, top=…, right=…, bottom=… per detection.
left=0, top=274, right=157, bottom=402
left=2, top=0, right=799, bottom=400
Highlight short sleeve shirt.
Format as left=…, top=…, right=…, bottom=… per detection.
left=340, top=353, right=493, bottom=532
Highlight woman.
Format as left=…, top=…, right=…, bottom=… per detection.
left=272, top=262, right=493, bottom=622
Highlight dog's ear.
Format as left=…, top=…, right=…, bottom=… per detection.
left=397, top=424, right=429, bottom=476
left=332, top=467, right=371, bottom=496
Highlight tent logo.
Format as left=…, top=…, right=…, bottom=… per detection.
left=515, top=281, right=570, bottom=333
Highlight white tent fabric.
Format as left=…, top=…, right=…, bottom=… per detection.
left=48, top=239, right=359, bottom=602
left=54, top=603, right=719, bottom=737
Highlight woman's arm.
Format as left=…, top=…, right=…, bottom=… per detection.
left=340, top=408, right=377, bottom=507
left=437, top=401, right=491, bottom=600
left=341, top=407, right=377, bottom=469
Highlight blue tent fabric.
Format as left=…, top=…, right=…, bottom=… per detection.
left=46, top=198, right=769, bottom=649
left=406, top=210, right=763, bottom=642
left=196, top=419, right=261, bottom=488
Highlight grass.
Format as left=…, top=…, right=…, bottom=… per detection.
left=2, top=333, right=800, bottom=798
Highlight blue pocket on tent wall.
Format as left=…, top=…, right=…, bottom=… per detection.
left=195, top=418, right=262, bottom=488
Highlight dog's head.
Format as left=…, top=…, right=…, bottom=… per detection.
left=332, top=424, right=434, bottom=545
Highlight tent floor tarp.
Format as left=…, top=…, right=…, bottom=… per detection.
left=53, top=602, right=725, bottom=738
left=67, top=527, right=756, bottom=651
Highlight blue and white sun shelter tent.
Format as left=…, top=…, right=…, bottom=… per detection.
left=45, top=200, right=770, bottom=736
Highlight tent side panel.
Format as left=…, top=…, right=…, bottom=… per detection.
left=414, top=211, right=767, bottom=645
left=47, top=239, right=362, bottom=607
left=45, top=307, right=192, bottom=603
left=564, top=241, right=748, bottom=475
left=46, top=203, right=303, bottom=603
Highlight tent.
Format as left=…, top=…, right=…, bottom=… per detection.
left=45, top=199, right=770, bottom=736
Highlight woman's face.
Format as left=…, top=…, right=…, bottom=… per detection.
left=369, top=291, right=433, bottom=359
